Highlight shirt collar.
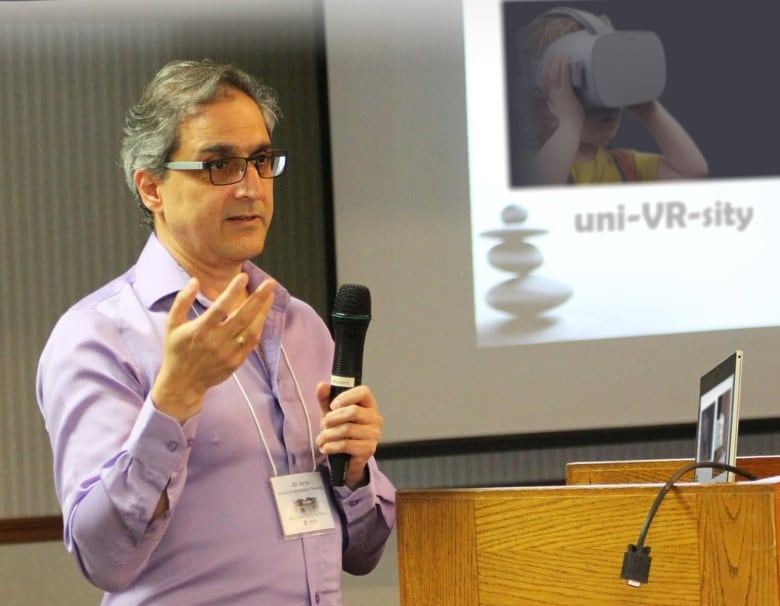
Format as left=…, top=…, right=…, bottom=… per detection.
left=133, top=233, right=290, bottom=312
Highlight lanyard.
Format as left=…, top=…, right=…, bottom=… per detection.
left=231, top=344, right=318, bottom=477
left=189, top=303, right=318, bottom=477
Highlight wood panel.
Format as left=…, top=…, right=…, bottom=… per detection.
left=0, top=516, right=62, bottom=545
left=397, top=482, right=780, bottom=605
left=397, top=491, right=479, bottom=605
left=566, top=455, right=780, bottom=485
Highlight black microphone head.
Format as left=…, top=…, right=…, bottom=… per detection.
left=330, top=284, right=371, bottom=378
left=332, top=283, right=371, bottom=319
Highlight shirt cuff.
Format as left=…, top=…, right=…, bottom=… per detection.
left=126, top=398, right=198, bottom=488
left=332, top=458, right=380, bottom=523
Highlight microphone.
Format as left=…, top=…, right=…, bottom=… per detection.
left=328, top=284, right=371, bottom=486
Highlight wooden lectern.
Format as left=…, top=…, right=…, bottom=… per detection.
left=396, top=456, right=780, bottom=605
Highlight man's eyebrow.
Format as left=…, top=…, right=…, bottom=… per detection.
left=197, top=142, right=272, bottom=157
left=249, top=143, right=273, bottom=156
left=197, top=143, right=237, bottom=156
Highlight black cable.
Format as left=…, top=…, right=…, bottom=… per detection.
left=620, top=461, right=758, bottom=587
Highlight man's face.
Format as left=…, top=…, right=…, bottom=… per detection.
left=147, top=88, right=275, bottom=274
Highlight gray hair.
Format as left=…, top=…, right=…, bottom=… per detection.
left=120, top=59, right=282, bottom=227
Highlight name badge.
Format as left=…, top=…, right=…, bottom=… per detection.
left=270, top=472, right=336, bottom=538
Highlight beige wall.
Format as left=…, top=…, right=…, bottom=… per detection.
left=1, top=0, right=330, bottom=520
left=0, top=1, right=373, bottom=603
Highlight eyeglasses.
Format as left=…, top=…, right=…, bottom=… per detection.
left=165, top=150, right=288, bottom=185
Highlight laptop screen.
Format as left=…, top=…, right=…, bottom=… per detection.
left=695, top=351, right=743, bottom=482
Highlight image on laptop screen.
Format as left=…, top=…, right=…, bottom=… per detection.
left=695, top=351, right=743, bottom=482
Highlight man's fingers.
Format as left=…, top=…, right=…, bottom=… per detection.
left=317, top=382, right=332, bottom=414
left=167, top=278, right=199, bottom=332
left=201, top=273, right=250, bottom=328
left=239, top=279, right=276, bottom=345
left=197, top=275, right=275, bottom=342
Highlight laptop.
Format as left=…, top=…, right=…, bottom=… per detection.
left=695, top=351, right=744, bottom=482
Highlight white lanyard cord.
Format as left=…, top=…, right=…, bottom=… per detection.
left=190, top=304, right=316, bottom=476
left=281, top=345, right=318, bottom=473
left=231, top=344, right=317, bottom=476
left=231, top=370, right=279, bottom=477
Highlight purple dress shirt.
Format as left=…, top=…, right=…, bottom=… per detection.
left=36, top=234, right=396, bottom=605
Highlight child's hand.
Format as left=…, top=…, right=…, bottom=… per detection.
left=626, top=99, right=659, bottom=120
left=540, top=55, right=584, bottom=126
left=625, top=99, right=709, bottom=180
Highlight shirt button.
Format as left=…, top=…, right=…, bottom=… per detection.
left=166, top=441, right=179, bottom=452
left=349, top=499, right=361, bottom=507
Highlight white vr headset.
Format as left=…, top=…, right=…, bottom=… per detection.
left=525, top=7, right=666, bottom=109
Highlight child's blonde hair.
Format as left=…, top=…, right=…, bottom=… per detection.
left=514, top=11, right=612, bottom=150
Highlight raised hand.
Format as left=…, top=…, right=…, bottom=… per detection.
left=151, top=274, right=276, bottom=422
left=541, top=54, right=584, bottom=126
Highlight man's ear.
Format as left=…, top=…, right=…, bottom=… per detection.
left=134, top=169, right=164, bottom=214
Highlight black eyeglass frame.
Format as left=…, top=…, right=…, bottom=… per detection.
left=164, top=149, right=288, bottom=185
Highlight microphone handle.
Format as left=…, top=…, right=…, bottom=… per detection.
left=328, top=382, right=358, bottom=486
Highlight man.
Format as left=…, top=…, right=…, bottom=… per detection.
left=36, top=59, right=396, bottom=605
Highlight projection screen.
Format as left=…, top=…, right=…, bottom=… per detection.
left=324, top=0, right=780, bottom=443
